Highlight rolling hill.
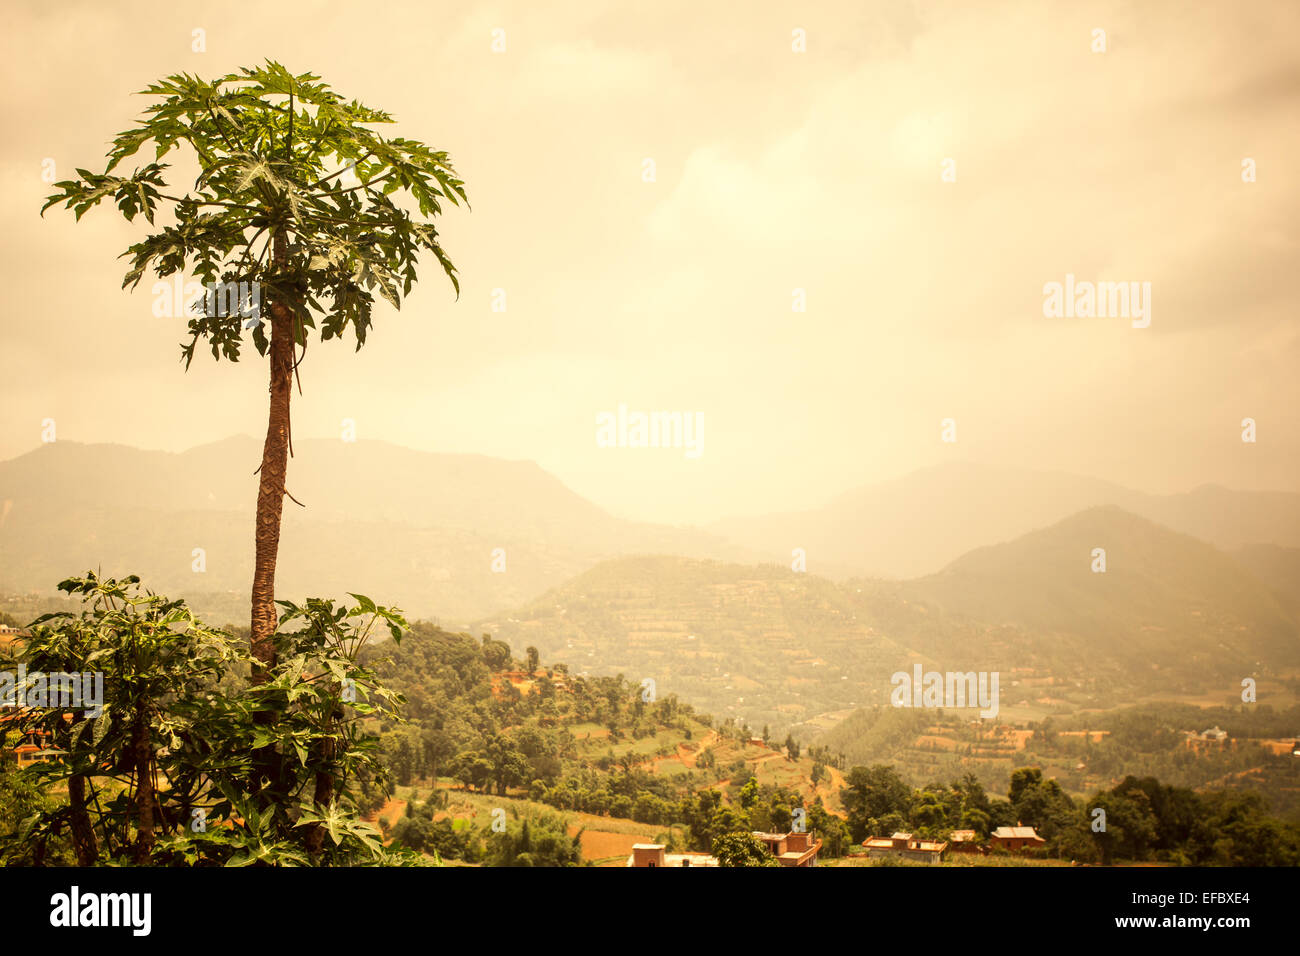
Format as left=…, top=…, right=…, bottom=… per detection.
left=856, top=506, right=1299, bottom=679
left=484, top=508, right=1300, bottom=735
left=1230, top=543, right=1300, bottom=616
left=479, top=555, right=916, bottom=733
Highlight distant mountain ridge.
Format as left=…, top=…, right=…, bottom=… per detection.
left=0, top=437, right=747, bottom=623
left=856, top=505, right=1298, bottom=674
left=709, top=461, right=1300, bottom=579
left=3, top=441, right=1296, bottom=632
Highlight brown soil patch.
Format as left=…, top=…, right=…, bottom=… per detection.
left=569, top=827, right=648, bottom=863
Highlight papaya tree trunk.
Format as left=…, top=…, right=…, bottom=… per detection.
left=250, top=230, right=294, bottom=674
left=132, top=705, right=154, bottom=863
left=304, top=732, right=337, bottom=859
left=67, top=772, right=98, bottom=865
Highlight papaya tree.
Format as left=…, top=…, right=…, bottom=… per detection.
left=41, top=61, right=466, bottom=673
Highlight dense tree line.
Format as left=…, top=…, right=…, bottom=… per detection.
left=838, top=763, right=1300, bottom=866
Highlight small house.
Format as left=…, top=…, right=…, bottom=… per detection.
left=989, top=825, right=1046, bottom=852
left=627, top=844, right=718, bottom=867
left=863, top=831, right=949, bottom=864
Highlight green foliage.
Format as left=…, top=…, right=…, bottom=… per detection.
left=713, top=831, right=780, bottom=867
left=1054, top=776, right=1300, bottom=866
left=842, top=764, right=913, bottom=842
left=0, top=769, right=74, bottom=865
left=367, top=627, right=710, bottom=827
left=2, top=572, right=414, bottom=866
left=834, top=758, right=1300, bottom=866
left=42, top=60, right=465, bottom=367
left=484, top=812, right=584, bottom=867
left=480, top=635, right=513, bottom=671
left=1007, top=768, right=1078, bottom=842
left=388, top=799, right=476, bottom=862
left=807, top=800, right=853, bottom=857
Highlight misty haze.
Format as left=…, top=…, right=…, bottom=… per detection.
left=2, top=0, right=1298, bottom=906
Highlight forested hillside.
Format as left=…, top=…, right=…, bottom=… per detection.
left=486, top=509, right=1300, bottom=735
left=362, top=620, right=851, bottom=862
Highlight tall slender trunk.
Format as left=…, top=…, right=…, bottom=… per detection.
left=249, top=232, right=294, bottom=806
left=250, top=230, right=294, bottom=673
left=132, top=705, right=154, bottom=863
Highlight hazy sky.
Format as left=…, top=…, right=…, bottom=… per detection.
left=2, top=0, right=1297, bottom=524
